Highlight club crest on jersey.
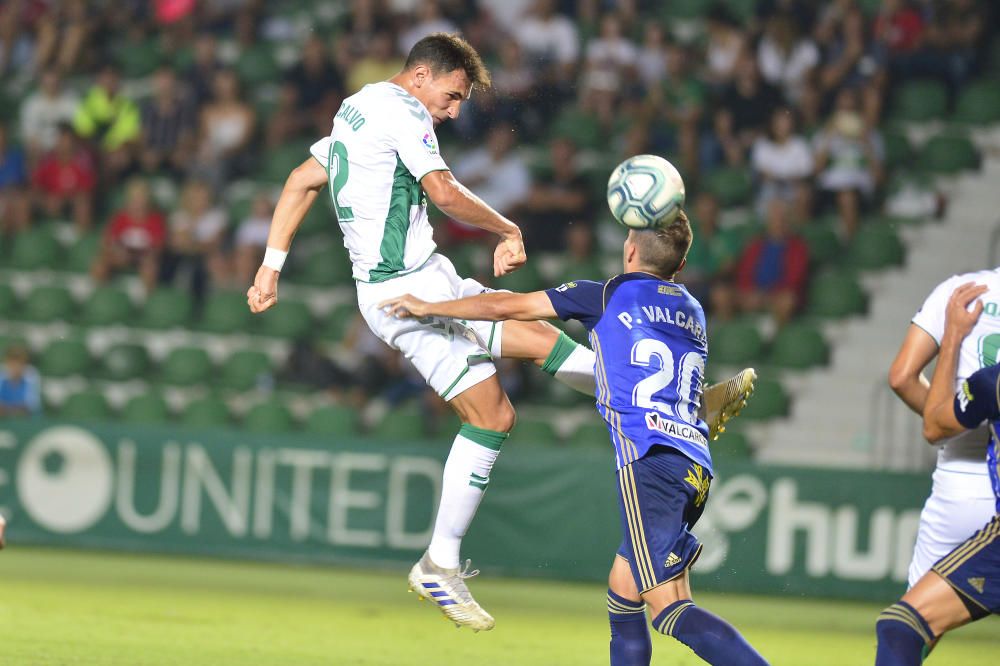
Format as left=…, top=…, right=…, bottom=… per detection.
left=644, top=411, right=708, bottom=448
left=959, top=381, right=973, bottom=412
left=556, top=282, right=577, bottom=292
left=422, top=132, right=438, bottom=154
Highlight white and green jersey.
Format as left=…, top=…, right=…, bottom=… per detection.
left=310, top=82, right=448, bottom=283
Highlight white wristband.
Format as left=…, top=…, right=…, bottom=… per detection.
left=262, top=247, right=288, bottom=272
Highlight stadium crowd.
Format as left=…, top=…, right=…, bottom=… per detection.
left=0, top=0, right=995, bottom=424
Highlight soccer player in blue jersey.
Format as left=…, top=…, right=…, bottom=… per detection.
left=876, top=281, right=1000, bottom=665
left=380, top=213, right=768, bottom=665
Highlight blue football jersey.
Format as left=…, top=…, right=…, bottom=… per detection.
left=954, top=364, right=1000, bottom=511
left=546, top=273, right=711, bottom=473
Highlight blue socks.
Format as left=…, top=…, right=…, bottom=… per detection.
left=607, top=590, right=651, bottom=666
left=652, top=600, right=769, bottom=666
left=875, top=601, right=935, bottom=665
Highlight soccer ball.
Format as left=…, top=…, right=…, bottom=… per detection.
left=606, top=155, right=685, bottom=229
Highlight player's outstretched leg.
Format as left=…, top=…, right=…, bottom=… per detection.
left=607, top=589, right=651, bottom=666
left=875, top=601, right=936, bottom=665
left=701, top=368, right=756, bottom=440
left=496, top=319, right=597, bottom=395
left=651, top=600, right=768, bottom=666
left=408, top=378, right=513, bottom=631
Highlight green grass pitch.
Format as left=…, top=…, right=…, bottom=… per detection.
left=2, top=548, right=997, bottom=665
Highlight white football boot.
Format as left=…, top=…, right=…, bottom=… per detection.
left=408, top=551, right=495, bottom=631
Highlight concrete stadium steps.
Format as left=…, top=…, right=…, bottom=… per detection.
left=757, top=150, right=1000, bottom=471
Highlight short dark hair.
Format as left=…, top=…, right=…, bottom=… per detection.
left=632, top=210, right=692, bottom=279
left=405, top=33, right=491, bottom=90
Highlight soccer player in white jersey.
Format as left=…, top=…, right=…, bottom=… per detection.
left=246, top=33, right=751, bottom=632
left=888, top=269, right=1000, bottom=592
left=246, top=33, right=598, bottom=631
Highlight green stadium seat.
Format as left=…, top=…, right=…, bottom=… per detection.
left=882, top=130, right=913, bottom=170
left=318, top=303, right=359, bottom=342
left=740, top=377, right=789, bottom=421
left=890, top=80, right=948, bottom=123
left=516, top=418, right=561, bottom=445
left=806, top=272, right=868, bottom=319
left=160, top=347, right=213, bottom=386
left=296, top=247, right=354, bottom=287
left=709, top=321, right=763, bottom=365
left=0, top=283, right=16, bottom=317
left=10, top=229, right=60, bottom=270
left=570, top=421, right=610, bottom=449
left=80, top=286, right=134, bottom=327
left=65, top=232, right=101, bottom=273
left=494, top=261, right=544, bottom=293
left=768, top=322, right=829, bottom=370
left=20, top=285, right=75, bottom=323
left=713, top=429, right=752, bottom=460
left=39, top=339, right=92, bottom=377
left=59, top=391, right=112, bottom=422
left=236, top=44, right=281, bottom=88
left=259, top=141, right=308, bottom=184
left=218, top=349, right=272, bottom=392
left=101, top=343, right=151, bottom=381
left=799, top=222, right=843, bottom=267
left=257, top=300, right=313, bottom=339
left=919, top=133, right=979, bottom=174
left=139, top=288, right=194, bottom=329
left=243, top=401, right=296, bottom=433
left=664, top=0, right=705, bottom=19
left=180, top=395, right=232, bottom=429
left=724, top=0, right=758, bottom=20
left=953, top=81, right=1000, bottom=125
left=198, top=290, right=252, bottom=333
left=305, top=404, right=359, bottom=435
left=550, top=109, right=606, bottom=151
left=845, top=225, right=904, bottom=270
left=120, top=392, right=170, bottom=424
left=704, top=167, right=752, bottom=207
left=370, top=406, right=425, bottom=440
left=113, top=39, right=162, bottom=78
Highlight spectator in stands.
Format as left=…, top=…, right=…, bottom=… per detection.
left=757, top=10, right=820, bottom=104
left=514, top=0, right=580, bottom=88
left=398, top=1, right=458, bottom=54
left=813, top=87, right=884, bottom=240
left=681, top=191, right=741, bottom=310
left=451, top=121, right=531, bottom=222
left=284, top=34, right=345, bottom=137
left=31, top=124, right=96, bottom=231
left=703, top=4, right=747, bottom=91
left=72, top=63, right=141, bottom=177
left=346, top=31, right=404, bottom=94
left=713, top=52, right=785, bottom=167
left=751, top=108, right=814, bottom=223
left=582, top=13, right=638, bottom=98
left=0, top=122, right=30, bottom=236
left=0, top=0, right=40, bottom=76
left=816, top=0, right=887, bottom=125
left=139, top=67, right=196, bottom=176
left=160, top=179, right=228, bottom=305
left=194, top=69, right=255, bottom=187
left=518, top=136, right=592, bottom=252
left=31, top=0, right=92, bottom=74
left=923, top=0, right=990, bottom=94
left=91, top=178, right=166, bottom=292
left=716, top=198, right=810, bottom=327
left=233, top=193, right=272, bottom=286
left=20, top=70, right=78, bottom=163
left=184, top=34, right=223, bottom=107
left=651, top=42, right=706, bottom=176
left=0, top=344, right=41, bottom=418
left=635, top=22, right=667, bottom=91
left=873, top=0, right=928, bottom=79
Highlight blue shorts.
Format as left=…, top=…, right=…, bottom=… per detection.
left=931, top=513, right=1000, bottom=618
left=615, top=446, right=711, bottom=593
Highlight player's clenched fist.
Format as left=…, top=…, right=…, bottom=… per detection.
left=379, top=294, right=429, bottom=319
left=493, top=233, right=526, bottom=277
left=247, top=265, right=280, bottom=314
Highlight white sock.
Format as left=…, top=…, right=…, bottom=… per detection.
left=541, top=332, right=596, bottom=396
left=427, top=424, right=508, bottom=569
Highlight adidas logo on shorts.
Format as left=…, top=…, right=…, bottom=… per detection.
left=665, top=552, right=681, bottom=568
left=968, top=577, right=986, bottom=594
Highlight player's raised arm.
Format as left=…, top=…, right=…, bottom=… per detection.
left=379, top=290, right=556, bottom=322
left=247, top=157, right=327, bottom=314
left=420, top=169, right=526, bottom=277
left=888, top=325, right=938, bottom=415
left=922, top=282, right=989, bottom=442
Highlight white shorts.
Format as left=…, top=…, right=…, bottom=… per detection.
left=907, top=467, right=996, bottom=587
left=356, top=254, right=503, bottom=401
